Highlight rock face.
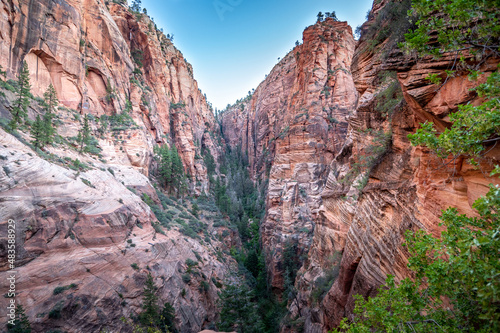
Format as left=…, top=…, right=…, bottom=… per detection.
left=0, top=128, right=233, bottom=333
left=0, top=0, right=220, bottom=192
left=222, top=18, right=357, bottom=296
left=1, top=0, right=499, bottom=332
left=221, top=1, right=500, bottom=332
left=0, top=1, right=229, bottom=332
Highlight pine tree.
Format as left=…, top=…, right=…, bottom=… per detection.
left=77, top=114, right=91, bottom=153
left=30, top=115, right=45, bottom=150
left=171, top=146, right=187, bottom=197
left=0, top=65, right=6, bottom=98
left=7, top=304, right=32, bottom=333
left=191, top=203, right=199, bottom=218
left=157, top=145, right=172, bottom=189
left=317, top=12, right=324, bottom=22
left=9, top=61, right=31, bottom=130
left=217, top=283, right=264, bottom=333
left=0, top=64, right=6, bottom=79
left=160, top=302, right=177, bottom=333
left=42, top=84, right=58, bottom=146
left=131, top=0, right=141, bottom=12
left=155, top=144, right=187, bottom=196
left=138, top=273, right=177, bottom=332
left=140, top=273, right=160, bottom=327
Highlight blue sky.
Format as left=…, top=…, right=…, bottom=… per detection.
left=140, top=0, right=374, bottom=110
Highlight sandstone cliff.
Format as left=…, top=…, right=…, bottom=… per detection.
left=222, top=18, right=357, bottom=298
left=221, top=1, right=500, bottom=332
left=0, top=0, right=220, bottom=192
left=1, top=0, right=499, bottom=332
left=0, top=0, right=231, bottom=332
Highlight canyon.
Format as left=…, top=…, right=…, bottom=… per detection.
left=0, top=0, right=499, bottom=332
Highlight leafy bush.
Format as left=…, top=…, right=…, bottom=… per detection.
left=185, top=258, right=198, bottom=268
left=181, top=273, right=191, bottom=283
left=199, top=281, right=210, bottom=292
left=53, top=284, right=77, bottom=295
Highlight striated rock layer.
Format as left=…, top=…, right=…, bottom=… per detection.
left=0, top=0, right=229, bottom=332
left=0, top=0, right=220, bottom=192
left=222, top=18, right=357, bottom=295
left=221, top=1, right=500, bottom=332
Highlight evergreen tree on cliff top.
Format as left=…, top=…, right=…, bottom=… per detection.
left=131, top=0, right=142, bottom=12
left=9, top=61, right=31, bottom=131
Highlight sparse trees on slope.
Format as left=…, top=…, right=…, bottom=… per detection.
left=9, top=61, right=31, bottom=130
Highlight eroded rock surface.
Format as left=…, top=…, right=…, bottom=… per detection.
left=221, top=2, right=500, bottom=332
left=222, top=19, right=357, bottom=298
left=0, top=0, right=229, bottom=332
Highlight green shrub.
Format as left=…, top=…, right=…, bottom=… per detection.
left=131, top=263, right=139, bottom=270
left=199, top=281, right=210, bottom=292
left=181, top=273, right=191, bottom=283
left=185, top=258, right=198, bottom=269
left=81, top=178, right=94, bottom=188
left=48, top=306, right=62, bottom=319
left=53, top=287, right=66, bottom=295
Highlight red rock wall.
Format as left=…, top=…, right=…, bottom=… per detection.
left=221, top=2, right=500, bottom=332
left=0, top=0, right=220, bottom=192
left=222, top=18, right=358, bottom=296
left=0, top=1, right=229, bottom=332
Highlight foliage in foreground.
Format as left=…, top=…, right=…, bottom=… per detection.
left=404, top=0, right=500, bottom=159
left=332, top=174, right=500, bottom=332
left=408, top=69, right=500, bottom=159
